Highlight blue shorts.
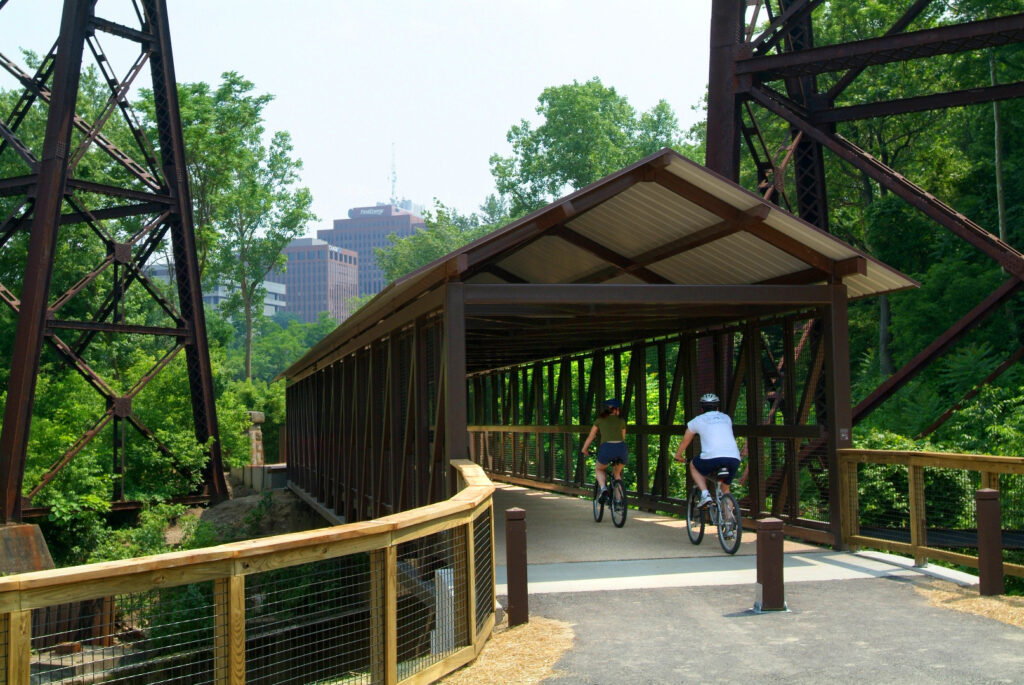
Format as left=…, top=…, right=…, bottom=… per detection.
left=597, top=442, right=629, bottom=465
left=693, top=457, right=739, bottom=484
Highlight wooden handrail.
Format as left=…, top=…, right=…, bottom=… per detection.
left=1, top=460, right=496, bottom=685
left=838, top=448, right=1024, bottom=580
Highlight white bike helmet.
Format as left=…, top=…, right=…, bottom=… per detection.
left=699, top=393, right=720, bottom=411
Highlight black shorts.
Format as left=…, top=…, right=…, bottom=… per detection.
left=597, top=442, right=629, bottom=465
left=693, top=457, right=739, bottom=484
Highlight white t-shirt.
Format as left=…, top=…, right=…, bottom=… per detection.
left=687, top=411, right=741, bottom=461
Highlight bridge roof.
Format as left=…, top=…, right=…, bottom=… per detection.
left=282, top=148, right=915, bottom=379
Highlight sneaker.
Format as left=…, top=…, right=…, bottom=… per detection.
left=697, top=492, right=712, bottom=508
left=723, top=528, right=736, bottom=540
left=598, top=487, right=609, bottom=504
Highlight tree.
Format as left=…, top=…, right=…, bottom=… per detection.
left=375, top=199, right=507, bottom=284
left=489, top=77, right=691, bottom=216
left=157, top=73, right=315, bottom=381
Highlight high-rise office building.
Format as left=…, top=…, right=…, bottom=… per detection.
left=147, top=262, right=287, bottom=317
left=269, top=238, right=358, bottom=324
left=318, top=204, right=426, bottom=297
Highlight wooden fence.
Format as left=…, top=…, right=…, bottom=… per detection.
left=1, top=460, right=495, bottom=685
left=838, top=448, right=1024, bottom=577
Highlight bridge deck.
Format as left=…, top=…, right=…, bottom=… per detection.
left=490, top=483, right=980, bottom=595
left=492, top=482, right=819, bottom=565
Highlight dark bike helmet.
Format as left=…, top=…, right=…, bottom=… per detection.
left=699, top=392, right=720, bottom=412
left=603, top=397, right=622, bottom=410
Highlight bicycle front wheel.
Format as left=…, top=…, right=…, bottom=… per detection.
left=592, top=481, right=605, bottom=522
left=610, top=479, right=627, bottom=528
left=717, top=492, right=742, bottom=554
left=686, top=487, right=705, bottom=544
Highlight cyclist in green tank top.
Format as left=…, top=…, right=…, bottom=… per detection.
left=581, top=398, right=628, bottom=504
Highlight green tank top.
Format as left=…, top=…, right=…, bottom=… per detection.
left=594, top=415, right=626, bottom=444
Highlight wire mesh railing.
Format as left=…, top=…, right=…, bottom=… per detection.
left=839, top=449, right=1024, bottom=578
left=0, top=460, right=494, bottom=685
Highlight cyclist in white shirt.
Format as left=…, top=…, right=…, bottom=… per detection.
left=672, top=393, right=741, bottom=508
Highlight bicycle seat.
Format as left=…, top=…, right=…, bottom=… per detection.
left=715, top=466, right=731, bottom=479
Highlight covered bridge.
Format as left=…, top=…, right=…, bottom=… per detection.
left=279, top=148, right=915, bottom=544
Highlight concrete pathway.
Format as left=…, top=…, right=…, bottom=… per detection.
left=487, top=482, right=1024, bottom=684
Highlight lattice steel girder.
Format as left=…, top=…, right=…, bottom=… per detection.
left=737, top=13, right=1024, bottom=80
left=0, top=0, right=93, bottom=524
left=747, top=85, right=1024, bottom=281
left=0, top=0, right=226, bottom=523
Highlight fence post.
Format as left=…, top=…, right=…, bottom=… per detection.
left=908, top=464, right=927, bottom=566
left=976, top=488, right=1005, bottom=596
left=214, top=575, right=246, bottom=685
left=505, top=508, right=528, bottom=627
left=5, top=609, right=29, bottom=684
left=754, top=518, right=787, bottom=612
left=371, top=547, right=398, bottom=684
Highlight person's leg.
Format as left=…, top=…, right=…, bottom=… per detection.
left=596, top=461, right=608, bottom=491
left=612, top=461, right=624, bottom=481
left=689, top=459, right=708, bottom=493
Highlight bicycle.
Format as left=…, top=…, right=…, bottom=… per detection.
left=592, top=456, right=627, bottom=528
left=685, top=465, right=742, bottom=554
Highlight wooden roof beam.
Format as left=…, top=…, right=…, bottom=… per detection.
left=652, top=168, right=838, bottom=273
left=549, top=225, right=672, bottom=284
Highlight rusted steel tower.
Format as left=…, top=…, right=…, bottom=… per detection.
left=0, top=0, right=226, bottom=524
left=707, top=0, right=1024, bottom=429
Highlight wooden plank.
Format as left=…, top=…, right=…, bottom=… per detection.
left=384, top=546, right=398, bottom=685
left=839, top=448, right=1024, bottom=474
left=213, top=576, right=245, bottom=685
left=908, top=465, right=928, bottom=565
left=6, top=610, right=29, bottom=685
left=0, top=612, right=7, bottom=684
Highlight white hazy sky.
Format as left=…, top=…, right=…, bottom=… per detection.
left=1, top=1, right=713, bottom=236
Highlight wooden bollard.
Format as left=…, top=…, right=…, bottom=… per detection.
left=754, top=517, right=787, bottom=612
left=505, top=507, right=529, bottom=626
left=976, top=489, right=1005, bottom=596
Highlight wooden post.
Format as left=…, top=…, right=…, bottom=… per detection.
left=461, top=522, right=477, bottom=648
left=371, top=547, right=398, bottom=685
left=505, top=508, right=528, bottom=627
left=754, top=518, right=787, bottom=612
left=823, top=285, right=853, bottom=549
left=977, top=488, right=1005, bottom=596
left=214, top=576, right=245, bottom=685
left=908, top=464, right=927, bottom=566
left=5, top=610, right=29, bottom=685
left=981, top=472, right=999, bottom=490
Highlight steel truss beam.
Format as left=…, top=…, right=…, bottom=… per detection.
left=0, top=0, right=225, bottom=523
left=707, top=0, right=1024, bottom=431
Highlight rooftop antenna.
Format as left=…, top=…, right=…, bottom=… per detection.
left=389, top=142, right=397, bottom=205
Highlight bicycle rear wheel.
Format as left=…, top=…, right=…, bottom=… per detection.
left=686, top=487, right=705, bottom=543
left=610, top=479, right=627, bottom=528
left=592, top=481, right=605, bottom=522
left=717, top=493, right=742, bottom=554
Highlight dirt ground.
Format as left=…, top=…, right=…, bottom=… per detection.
left=164, top=475, right=327, bottom=545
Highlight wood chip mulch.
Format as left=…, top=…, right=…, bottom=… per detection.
left=916, top=579, right=1024, bottom=629
left=438, top=615, right=575, bottom=684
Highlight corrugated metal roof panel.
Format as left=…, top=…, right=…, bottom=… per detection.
left=497, top=235, right=605, bottom=283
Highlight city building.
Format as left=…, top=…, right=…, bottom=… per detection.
left=269, top=238, right=358, bottom=324
left=147, top=262, right=287, bottom=317
left=318, top=203, right=426, bottom=297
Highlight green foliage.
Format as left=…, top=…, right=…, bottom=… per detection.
left=489, top=77, right=692, bottom=216
left=375, top=200, right=506, bottom=284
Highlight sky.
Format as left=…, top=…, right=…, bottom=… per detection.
left=0, top=0, right=713, bottom=237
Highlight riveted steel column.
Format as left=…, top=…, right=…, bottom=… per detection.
left=707, top=0, right=745, bottom=179
left=0, top=0, right=93, bottom=524
left=146, top=0, right=226, bottom=500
